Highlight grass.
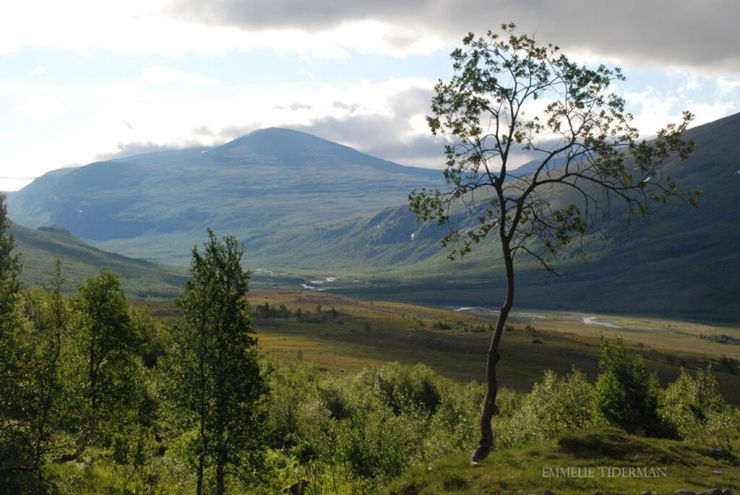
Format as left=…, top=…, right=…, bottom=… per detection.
left=136, top=290, right=740, bottom=403
left=384, top=427, right=739, bottom=494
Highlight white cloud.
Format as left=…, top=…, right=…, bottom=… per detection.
left=30, top=65, right=46, bottom=76
left=716, top=76, right=740, bottom=96
left=625, top=85, right=738, bottom=138
left=140, top=66, right=220, bottom=86
left=16, top=96, right=65, bottom=121
left=678, top=77, right=699, bottom=94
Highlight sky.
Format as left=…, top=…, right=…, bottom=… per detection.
left=1, top=0, right=739, bottom=192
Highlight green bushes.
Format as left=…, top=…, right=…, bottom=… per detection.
left=256, top=349, right=738, bottom=492
left=592, top=339, right=675, bottom=437
left=659, top=367, right=740, bottom=447
left=259, top=359, right=480, bottom=488
left=494, top=368, right=594, bottom=447
left=358, top=363, right=442, bottom=416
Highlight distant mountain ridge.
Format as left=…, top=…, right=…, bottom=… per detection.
left=8, top=128, right=443, bottom=263
left=7, top=116, right=740, bottom=321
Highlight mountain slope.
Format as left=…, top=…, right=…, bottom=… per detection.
left=8, top=128, right=442, bottom=263
left=7, top=116, right=740, bottom=320
left=247, top=114, right=740, bottom=321
left=11, top=224, right=186, bottom=297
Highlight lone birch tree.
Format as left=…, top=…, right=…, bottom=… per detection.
left=409, top=24, right=696, bottom=464
left=172, top=230, right=265, bottom=494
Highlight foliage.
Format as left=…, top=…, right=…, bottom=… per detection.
left=659, top=367, right=740, bottom=447
left=408, top=22, right=696, bottom=462
left=254, top=302, right=294, bottom=319
left=357, top=362, right=442, bottom=416
left=0, top=194, right=40, bottom=492
left=1, top=214, right=738, bottom=492
left=411, top=23, right=695, bottom=266
left=593, top=339, right=673, bottom=437
left=495, top=368, right=594, bottom=447
left=0, top=194, right=20, bottom=316
left=167, top=229, right=266, bottom=494
left=71, top=270, right=148, bottom=447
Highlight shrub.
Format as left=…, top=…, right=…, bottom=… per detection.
left=337, top=406, right=415, bottom=481
left=659, top=367, right=738, bottom=446
left=358, top=363, right=442, bottom=416
left=592, top=339, right=674, bottom=437
left=495, top=368, right=593, bottom=447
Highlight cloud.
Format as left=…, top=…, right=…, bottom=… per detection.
left=16, top=96, right=65, bottom=121
left=94, top=141, right=179, bottom=161
left=167, top=0, right=428, bottom=30
left=716, top=76, right=740, bottom=96
left=293, top=113, right=445, bottom=167
left=4, top=1, right=739, bottom=71
left=285, top=85, right=446, bottom=167
left=167, top=0, right=740, bottom=72
left=140, top=66, right=219, bottom=86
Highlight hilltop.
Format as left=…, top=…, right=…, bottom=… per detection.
left=7, top=127, right=441, bottom=264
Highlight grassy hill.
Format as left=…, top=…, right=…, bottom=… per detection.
left=11, top=223, right=186, bottom=297
left=386, top=427, right=739, bottom=494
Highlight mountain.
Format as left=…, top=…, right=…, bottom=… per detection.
left=7, top=116, right=740, bottom=321
left=305, top=113, right=740, bottom=321
left=8, top=128, right=442, bottom=264
left=11, top=223, right=186, bottom=297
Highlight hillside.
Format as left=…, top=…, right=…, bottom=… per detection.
left=251, top=114, right=740, bottom=321
left=7, top=116, right=740, bottom=321
left=11, top=223, right=186, bottom=297
left=7, top=128, right=442, bottom=264
left=386, top=427, right=739, bottom=494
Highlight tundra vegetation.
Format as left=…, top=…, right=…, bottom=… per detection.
left=0, top=193, right=738, bottom=494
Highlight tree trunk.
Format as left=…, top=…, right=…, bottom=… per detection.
left=215, top=413, right=225, bottom=495
left=196, top=321, right=207, bottom=495
left=471, top=239, right=515, bottom=465
left=215, top=445, right=225, bottom=495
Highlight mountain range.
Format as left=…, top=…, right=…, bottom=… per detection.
left=8, top=128, right=441, bottom=264
left=7, top=115, right=740, bottom=321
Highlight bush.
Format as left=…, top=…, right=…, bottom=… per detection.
left=592, top=339, right=674, bottom=437
left=337, top=406, right=416, bottom=481
left=358, top=363, right=442, bottom=416
left=659, top=367, right=739, bottom=447
left=495, top=368, right=593, bottom=447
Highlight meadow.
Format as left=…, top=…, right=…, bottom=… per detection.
left=175, top=290, right=740, bottom=402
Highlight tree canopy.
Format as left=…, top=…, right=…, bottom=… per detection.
left=409, top=23, right=696, bottom=464
left=170, top=229, right=266, bottom=495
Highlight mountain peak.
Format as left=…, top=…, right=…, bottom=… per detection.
left=218, top=127, right=349, bottom=159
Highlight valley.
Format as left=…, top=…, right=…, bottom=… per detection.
left=141, top=290, right=740, bottom=403
left=7, top=114, right=740, bottom=322
left=3, top=12, right=740, bottom=495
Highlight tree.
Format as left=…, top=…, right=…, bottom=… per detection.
left=0, top=194, right=29, bottom=490
left=593, top=339, right=672, bottom=437
left=72, top=270, right=145, bottom=451
left=16, top=261, right=69, bottom=487
left=409, top=24, right=696, bottom=464
left=171, top=230, right=265, bottom=495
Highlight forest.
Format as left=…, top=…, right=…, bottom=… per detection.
left=1, top=195, right=738, bottom=494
